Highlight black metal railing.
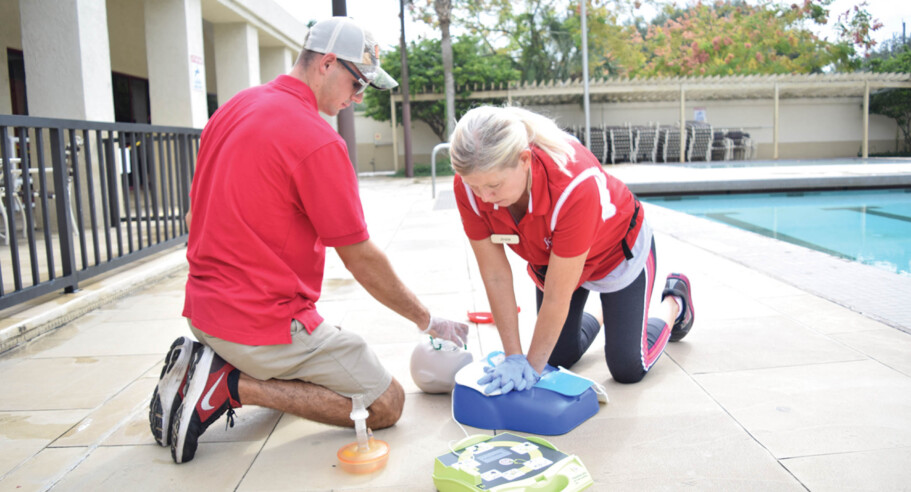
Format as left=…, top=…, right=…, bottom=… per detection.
left=0, top=114, right=200, bottom=310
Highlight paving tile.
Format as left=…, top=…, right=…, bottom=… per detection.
left=552, top=412, right=804, bottom=490
left=21, top=317, right=188, bottom=358
left=0, top=355, right=159, bottom=411
left=0, top=409, right=90, bottom=477
left=50, top=442, right=258, bottom=490
left=781, top=446, right=911, bottom=490
left=0, top=446, right=89, bottom=491
left=831, top=328, right=911, bottom=377
left=55, top=376, right=157, bottom=447
left=239, top=395, right=462, bottom=491
left=666, top=314, right=865, bottom=374
left=761, top=294, right=889, bottom=335
left=675, top=277, right=783, bottom=321
left=695, top=360, right=911, bottom=458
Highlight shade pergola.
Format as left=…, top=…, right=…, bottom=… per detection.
left=389, top=72, right=911, bottom=168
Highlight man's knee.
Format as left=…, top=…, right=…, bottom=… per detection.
left=367, top=378, right=404, bottom=429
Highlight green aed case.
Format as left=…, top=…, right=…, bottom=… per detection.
left=432, top=433, right=593, bottom=491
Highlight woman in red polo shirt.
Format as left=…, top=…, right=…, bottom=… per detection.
left=451, top=106, right=695, bottom=394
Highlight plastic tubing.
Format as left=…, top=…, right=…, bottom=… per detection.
left=350, top=394, right=370, bottom=451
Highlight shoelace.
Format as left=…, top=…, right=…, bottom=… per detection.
left=224, top=407, right=236, bottom=431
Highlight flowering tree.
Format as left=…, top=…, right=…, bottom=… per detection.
left=612, top=0, right=882, bottom=77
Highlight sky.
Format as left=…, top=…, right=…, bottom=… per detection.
left=274, top=0, right=434, bottom=51
left=276, top=0, right=911, bottom=52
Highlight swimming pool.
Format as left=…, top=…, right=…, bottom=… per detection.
left=642, top=188, right=911, bottom=276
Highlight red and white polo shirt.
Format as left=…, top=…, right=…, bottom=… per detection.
left=454, top=140, right=645, bottom=290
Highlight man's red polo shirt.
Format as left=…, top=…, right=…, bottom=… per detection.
left=183, top=75, right=368, bottom=345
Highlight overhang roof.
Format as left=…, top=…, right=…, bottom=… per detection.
left=392, top=72, right=911, bottom=104
left=200, top=0, right=305, bottom=50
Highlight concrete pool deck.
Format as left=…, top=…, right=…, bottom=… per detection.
left=1, top=160, right=910, bottom=490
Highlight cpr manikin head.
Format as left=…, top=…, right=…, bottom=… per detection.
left=410, top=337, right=474, bottom=394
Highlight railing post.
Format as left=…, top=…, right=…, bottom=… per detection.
left=1, top=126, right=21, bottom=292
left=431, top=142, right=450, bottom=198
left=177, top=134, right=191, bottom=235
left=50, top=127, right=78, bottom=293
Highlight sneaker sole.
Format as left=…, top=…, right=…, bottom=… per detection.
left=667, top=273, right=694, bottom=342
left=149, top=337, right=194, bottom=446
left=171, top=345, right=214, bottom=464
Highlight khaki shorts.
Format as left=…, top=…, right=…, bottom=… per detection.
left=189, top=319, right=392, bottom=407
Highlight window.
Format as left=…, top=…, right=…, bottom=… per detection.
left=112, top=72, right=151, bottom=123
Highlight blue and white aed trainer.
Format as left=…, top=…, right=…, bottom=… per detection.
left=451, top=352, right=608, bottom=436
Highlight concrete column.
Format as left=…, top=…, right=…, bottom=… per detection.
left=863, top=81, right=870, bottom=159
left=144, top=0, right=208, bottom=128
left=19, top=0, right=114, bottom=121
left=391, top=94, right=398, bottom=172
left=773, top=83, right=780, bottom=160
left=679, top=85, right=686, bottom=163
left=214, top=22, right=260, bottom=105
left=260, top=47, right=294, bottom=83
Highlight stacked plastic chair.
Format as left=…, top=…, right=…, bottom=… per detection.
left=608, top=126, right=635, bottom=164
left=711, top=131, right=734, bottom=161
left=634, top=125, right=659, bottom=163
left=568, top=121, right=752, bottom=164
left=725, top=130, right=753, bottom=160
left=685, top=121, right=713, bottom=162
left=588, top=127, right=608, bottom=164
left=659, top=126, right=682, bottom=163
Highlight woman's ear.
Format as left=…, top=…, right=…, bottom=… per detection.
left=519, top=148, right=532, bottom=171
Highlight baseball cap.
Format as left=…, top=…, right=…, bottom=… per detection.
left=303, top=17, right=398, bottom=91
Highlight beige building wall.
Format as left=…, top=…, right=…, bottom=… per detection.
left=535, top=97, right=901, bottom=160
left=106, top=0, right=148, bottom=79
left=352, top=94, right=904, bottom=173
left=354, top=111, right=440, bottom=174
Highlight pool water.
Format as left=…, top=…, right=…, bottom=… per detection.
left=643, top=188, right=911, bottom=276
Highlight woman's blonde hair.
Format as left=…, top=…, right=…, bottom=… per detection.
left=450, top=106, right=575, bottom=175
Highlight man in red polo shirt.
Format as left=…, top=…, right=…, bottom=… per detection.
left=148, top=17, right=468, bottom=464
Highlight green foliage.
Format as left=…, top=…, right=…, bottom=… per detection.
left=363, top=36, right=520, bottom=141
left=613, top=0, right=869, bottom=77
left=365, top=0, right=888, bottom=147
left=867, top=45, right=911, bottom=152
left=393, top=159, right=456, bottom=177
left=417, top=0, right=883, bottom=79
left=443, top=0, right=631, bottom=81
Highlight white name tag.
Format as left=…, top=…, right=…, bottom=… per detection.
left=491, top=234, right=520, bottom=244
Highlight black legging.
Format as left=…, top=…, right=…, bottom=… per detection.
left=535, top=238, right=671, bottom=384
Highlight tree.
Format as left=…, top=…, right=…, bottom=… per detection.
left=447, top=0, right=628, bottom=82
left=868, top=45, right=911, bottom=152
left=363, top=36, right=520, bottom=141
left=614, top=0, right=881, bottom=77
left=411, top=0, right=457, bottom=139
left=437, top=0, right=881, bottom=80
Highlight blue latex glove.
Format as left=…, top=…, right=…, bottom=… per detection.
left=477, top=354, right=541, bottom=395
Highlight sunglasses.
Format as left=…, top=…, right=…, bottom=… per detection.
left=338, top=60, right=370, bottom=95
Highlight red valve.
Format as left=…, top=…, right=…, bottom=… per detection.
left=467, top=306, right=521, bottom=324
